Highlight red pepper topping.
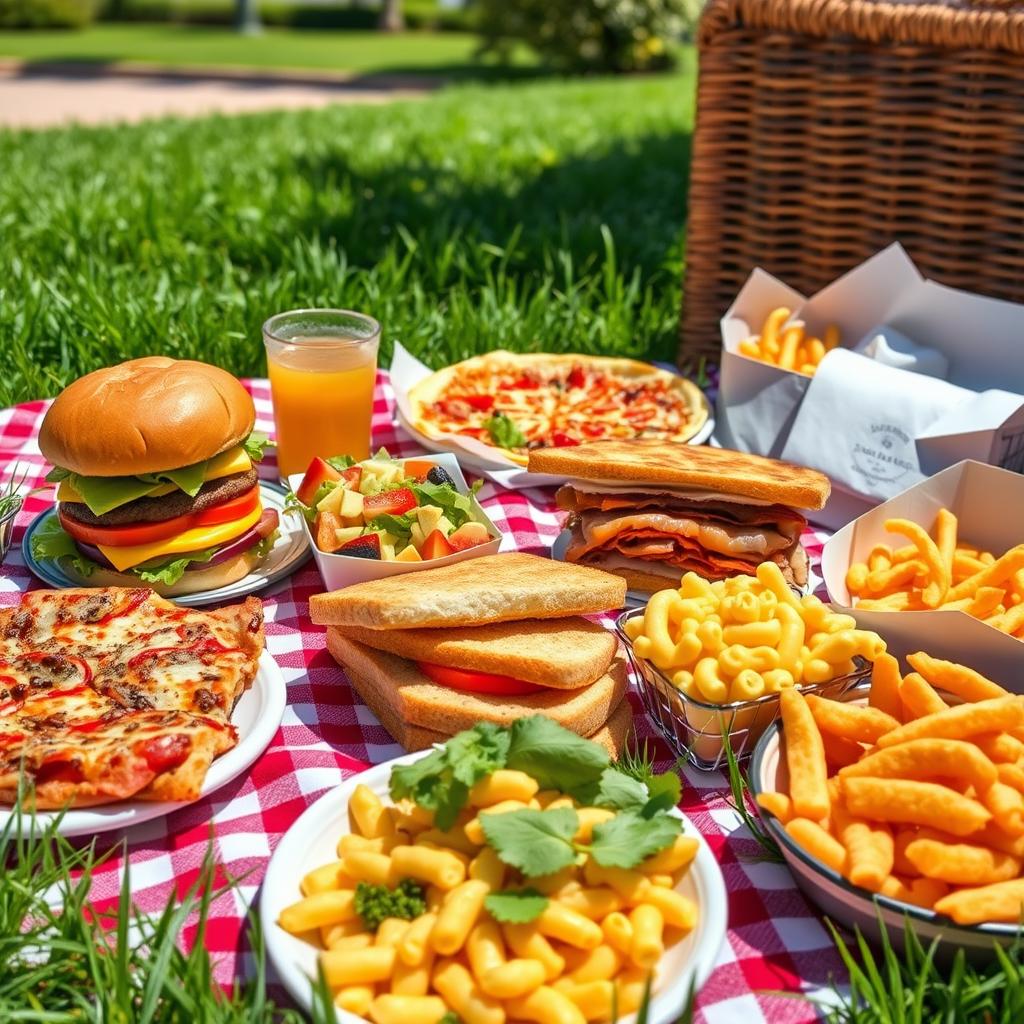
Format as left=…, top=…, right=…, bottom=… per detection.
left=127, top=638, right=240, bottom=669
left=36, top=759, right=84, bottom=784
left=93, top=590, right=150, bottom=626
left=551, top=432, right=580, bottom=447
left=0, top=733, right=25, bottom=746
left=137, top=733, right=191, bottom=773
left=463, top=394, right=495, bottom=412
left=567, top=366, right=586, bottom=388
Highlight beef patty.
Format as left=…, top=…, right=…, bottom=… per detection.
left=61, top=469, right=259, bottom=526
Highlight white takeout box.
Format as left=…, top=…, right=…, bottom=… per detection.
left=287, top=452, right=504, bottom=590
left=821, top=460, right=1024, bottom=683
left=716, top=244, right=1024, bottom=529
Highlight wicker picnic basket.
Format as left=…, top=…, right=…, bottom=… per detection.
left=679, top=0, right=1024, bottom=368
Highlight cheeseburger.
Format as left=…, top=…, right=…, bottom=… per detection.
left=34, top=357, right=277, bottom=596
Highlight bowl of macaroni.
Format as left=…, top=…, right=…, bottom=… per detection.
left=262, top=724, right=728, bottom=1024
left=616, top=562, right=885, bottom=770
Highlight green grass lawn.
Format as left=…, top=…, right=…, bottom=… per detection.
left=0, top=62, right=695, bottom=407
left=0, top=24, right=536, bottom=78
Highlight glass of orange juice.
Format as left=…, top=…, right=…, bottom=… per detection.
left=262, top=308, right=381, bottom=479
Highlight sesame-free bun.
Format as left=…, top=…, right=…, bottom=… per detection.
left=59, top=549, right=260, bottom=597
left=39, top=357, right=255, bottom=476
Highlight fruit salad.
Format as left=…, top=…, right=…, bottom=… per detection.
left=289, top=450, right=493, bottom=562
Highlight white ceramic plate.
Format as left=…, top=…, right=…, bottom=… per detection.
left=749, top=702, right=1020, bottom=960
left=0, top=651, right=286, bottom=838
left=21, top=481, right=311, bottom=608
left=263, top=750, right=728, bottom=1024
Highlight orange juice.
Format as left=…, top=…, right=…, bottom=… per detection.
left=263, top=311, right=381, bottom=479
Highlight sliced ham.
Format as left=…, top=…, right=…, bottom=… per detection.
left=558, top=487, right=810, bottom=588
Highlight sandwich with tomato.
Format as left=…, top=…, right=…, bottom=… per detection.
left=33, top=356, right=278, bottom=597
left=309, top=552, right=634, bottom=754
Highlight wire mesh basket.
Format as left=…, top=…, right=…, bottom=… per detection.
left=615, top=608, right=870, bottom=772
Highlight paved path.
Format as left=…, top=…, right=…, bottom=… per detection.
left=0, top=62, right=429, bottom=129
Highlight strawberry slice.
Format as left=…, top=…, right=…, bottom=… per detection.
left=363, top=487, right=417, bottom=520
left=337, top=533, right=381, bottom=560
left=340, top=465, right=362, bottom=490
left=420, top=529, right=455, bottom=560
left=296, top=457, right=343, bottom=505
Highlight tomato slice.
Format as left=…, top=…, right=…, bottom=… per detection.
left=59, top=486, right=260, bottom=548
left=416, top=661, right=544, bottom=696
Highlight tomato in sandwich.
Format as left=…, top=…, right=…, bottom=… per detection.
left=416, top=661, right=544, bottom=696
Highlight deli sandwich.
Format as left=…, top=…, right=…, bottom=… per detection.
left=310, top=552, right=633, bottom=753
left=528, top=439, right=830, bottom=593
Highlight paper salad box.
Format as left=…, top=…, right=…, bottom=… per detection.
left=287, top=452, right=504, bottom=590
left=715, top=244, right=1024, bottom=530
left=821, top=460, right=1024, bottom=684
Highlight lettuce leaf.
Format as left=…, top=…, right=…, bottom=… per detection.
left=369, top=512, right=416, bottom=541
left=30, top=517, right=97, bottom=578
left=243, top=432, right=273, bottom=464
left=408, top=481, right=476, bottom=530
left=133, top=546, right=219, bottom=586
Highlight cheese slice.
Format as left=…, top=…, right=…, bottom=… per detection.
left=97, top=504, right=263, bottom=571
left=57, top=446, right=253, bottom=506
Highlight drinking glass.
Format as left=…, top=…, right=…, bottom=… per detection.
left=262, top=309, right=381, bottom=479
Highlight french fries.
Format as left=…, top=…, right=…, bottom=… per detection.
left=738, top=307, right=841, bottom=377
left=844, top=508, right=1024, bottom=640
left=764, top=651, right=1024, bottom=924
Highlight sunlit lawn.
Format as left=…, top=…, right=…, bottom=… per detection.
left=0, top=57, right=696, bottom=406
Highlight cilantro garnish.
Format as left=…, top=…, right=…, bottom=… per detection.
left=484, top=889, right=549, bottom=924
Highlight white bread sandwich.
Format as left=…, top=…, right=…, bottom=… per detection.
left=311, top=552, right=633, bottom=753
left=528, top=438, right=830, bottom=593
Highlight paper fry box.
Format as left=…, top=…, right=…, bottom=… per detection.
left=821, top=460, right=1024, bottom=683
left=716, top=244, right=1024, bottom=530
left=287, top=453, right=505, bottom=590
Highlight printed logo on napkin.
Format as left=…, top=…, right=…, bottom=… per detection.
left=780, top=349, right=971, bottom=501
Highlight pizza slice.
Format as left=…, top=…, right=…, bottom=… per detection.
left=0, top=694, right=233, bottom=809
left=90, top=596, right=264, bottom=721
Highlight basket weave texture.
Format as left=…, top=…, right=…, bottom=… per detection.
left=679, top=0, right=1024, bottom=368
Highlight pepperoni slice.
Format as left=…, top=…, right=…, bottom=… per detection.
left=36, top=759, right=85, bottom=785
left=137, top=733, right=192, bottom=774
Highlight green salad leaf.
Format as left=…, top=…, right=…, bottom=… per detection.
left=592, top=767, right=651, bottom=811
left=366, top=511, right=416, bottom=540
left=30, top=517, right=96, bottom=577
left=480, top=808, right=579, bottom=878
left=484, top=889, right=548, bottom=924
left=408, top=480, right=477, bottom=530
left=326, top=454, right=357, bottom=470
left=243, top=431, right=273, bottom=463
left=484, top=412, right=527, bottom=450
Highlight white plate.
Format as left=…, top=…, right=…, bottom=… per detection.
left=0, top=651, right=286, bottom=838
left=263, top=750, right=728, bottom=1024
left=21, top=481, right=311, bottom=607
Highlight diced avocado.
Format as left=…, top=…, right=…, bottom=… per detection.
left=339, top=488, right=365, bottom=526
left=315, top=482, right=346, bottom=516
left=394, top=544, right=423, bottom=563
left=415, top=504, right=444, bottom=537
left=410, top=522, right=426, bottom=550
left=436, top=516, right=455, bottom=537
left=360, top=460, right=404, bottom=493
left=333, top=526, right=364, bottom=547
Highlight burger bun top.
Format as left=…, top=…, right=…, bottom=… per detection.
left=39, top=357, right=256, bottom=477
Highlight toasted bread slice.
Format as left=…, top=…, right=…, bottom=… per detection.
left=397, top=696, right=635, bottom=756
left=327, top=628, right=627, bottom=736
left=527, top=439, right=830, bottom=510
left=339, top=617, right=617, bottom=690
left=309, top=553, right=627, bottom=630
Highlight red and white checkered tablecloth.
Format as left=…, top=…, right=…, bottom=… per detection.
left=0, top=372, right=848, bottom=1024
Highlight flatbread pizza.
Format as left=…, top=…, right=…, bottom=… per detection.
left=406, top=352, right=709, bottom=467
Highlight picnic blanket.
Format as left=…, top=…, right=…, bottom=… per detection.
left=0, top=371, right=847, bottom=1023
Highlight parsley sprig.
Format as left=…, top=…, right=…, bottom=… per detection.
left=390, top=716, right=683, bottom=878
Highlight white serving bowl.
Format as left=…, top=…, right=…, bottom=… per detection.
left=287, top=452, right=503, bottom=590
left=748, top=710, right=1021, bottom=960
left=262, top=751, right=729, bottom=1024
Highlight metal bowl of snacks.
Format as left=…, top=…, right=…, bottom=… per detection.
left=614, top=566, right=881, bottom=771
